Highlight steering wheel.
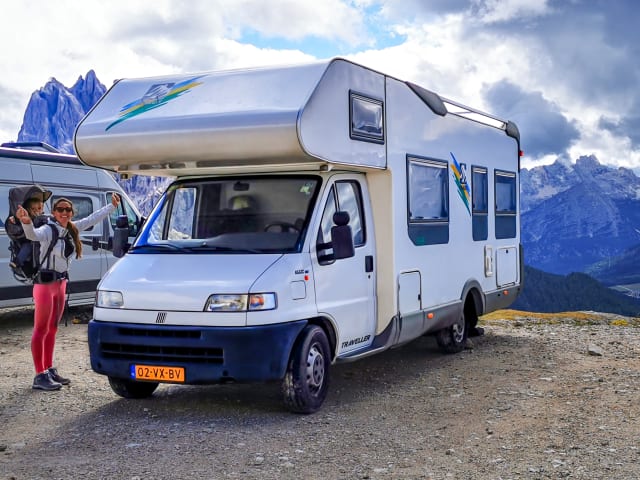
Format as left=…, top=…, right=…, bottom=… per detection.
left=264, top=222, right=300, bottom=233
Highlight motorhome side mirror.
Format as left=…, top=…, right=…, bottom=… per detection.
left=113, top=215, right=130, bottom=258
left=331, top=211, right=355, bottom=260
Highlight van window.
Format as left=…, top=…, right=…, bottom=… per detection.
left=472, top=166, right=488, bottom=241
left=136, top=176, right=320, bottom=254
left=0, top=185, right=10, bottom=228
left=108, top=192, right=140, bottom=237
left=495, top=170, right=517, bottom=239
left=406, top=156, right=449, bottom=245
left=168, top=186, right=197, bottom=239
left=317, top=181, right=365, bottom=249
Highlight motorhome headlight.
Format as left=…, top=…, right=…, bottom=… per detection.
left=96, top=290, right=124, bottom=308
left=204, top=293, right=276, bottom=312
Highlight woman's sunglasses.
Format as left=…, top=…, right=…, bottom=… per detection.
left=54, top=207, right=73, bottom=213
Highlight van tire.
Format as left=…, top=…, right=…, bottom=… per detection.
left=435, top=312, right=467, bottom=354
left=108, top=377, right=159, bottom=399
left=282, top=325, right=331, bottom=414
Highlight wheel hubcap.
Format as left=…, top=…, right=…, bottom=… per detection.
left=452, top=320, right=465, bottom=343
left=306, top=343, right=325, bottom=391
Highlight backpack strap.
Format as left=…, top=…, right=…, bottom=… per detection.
left=35, top=224, right=60, bottom=274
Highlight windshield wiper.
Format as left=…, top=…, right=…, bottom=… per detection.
left=128, top=243, right=183, bottom=252
left=190, top=243, right=263, bottom=254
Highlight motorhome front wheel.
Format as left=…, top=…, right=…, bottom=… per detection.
left=282, top=325, right=331, bottom=414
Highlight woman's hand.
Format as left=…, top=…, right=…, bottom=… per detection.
left=111, top=193, right=121, bottom=208
left=15, top=206, right=32, bottom=224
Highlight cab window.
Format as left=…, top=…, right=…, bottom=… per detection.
left=108, top=192, right=141, bottom=237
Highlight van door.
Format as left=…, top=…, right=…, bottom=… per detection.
left=312, top=175, right=376, bottom=355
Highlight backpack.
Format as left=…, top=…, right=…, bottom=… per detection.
left=5, top=185, right=58, bottom=284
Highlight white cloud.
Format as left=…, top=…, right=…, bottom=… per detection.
left=473, top=0, right=552, bottom=23
left=0, top=0, right=639, bottom=170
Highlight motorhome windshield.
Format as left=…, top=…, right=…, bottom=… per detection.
left=134, top=176, right=321, bottom=254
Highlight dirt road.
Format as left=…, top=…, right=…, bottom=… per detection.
left=1, top=307, right=640, bottom=479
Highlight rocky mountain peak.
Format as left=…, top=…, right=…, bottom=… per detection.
left=17, top=72, right=106, bottom=154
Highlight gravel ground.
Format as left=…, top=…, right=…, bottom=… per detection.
left=1, top=306, right=640, bottom=480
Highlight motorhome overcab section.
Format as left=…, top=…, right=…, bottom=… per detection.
left=75, top=58, right=522, bottom=413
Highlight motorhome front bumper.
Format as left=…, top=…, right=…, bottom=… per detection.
left=88, top=319, right=307, bottom=383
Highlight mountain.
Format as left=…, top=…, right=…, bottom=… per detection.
left=18, top=71, right=106, bottom=154
left=521, top=156, right=640, bottom=282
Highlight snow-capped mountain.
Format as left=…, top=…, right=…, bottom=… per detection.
left=12, top=72, right=640, bottom=287
left=521, top=156, right=640, bottom=281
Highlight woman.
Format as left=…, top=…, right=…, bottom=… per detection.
left=15, top=193, right=121, bottom=391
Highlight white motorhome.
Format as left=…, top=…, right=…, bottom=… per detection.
left=0, top=143, right=143, bottom=309
left=75, top=58, right=522, bottom=413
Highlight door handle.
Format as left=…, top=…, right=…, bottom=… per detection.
left=365, top=255, right=374, bottom=272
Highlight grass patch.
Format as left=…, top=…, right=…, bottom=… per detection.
left=480, top=309, right=640, bottom=327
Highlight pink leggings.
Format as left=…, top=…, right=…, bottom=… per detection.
left=32, top=280, right=67, bottom=373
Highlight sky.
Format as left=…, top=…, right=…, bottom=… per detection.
left=1, top=0, right=639, bottom=170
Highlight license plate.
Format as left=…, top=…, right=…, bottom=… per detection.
left=131, top=365, right=185, bottom=383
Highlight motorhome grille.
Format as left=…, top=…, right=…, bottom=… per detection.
left=117, top=327, right=201, bottom=339
left=100, top=342, right=224, bottom=364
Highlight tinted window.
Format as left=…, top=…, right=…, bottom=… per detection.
left=495, top=171, right=517, bottom=213
left=472, top=167, right=488, bottom=213
left=408, top=159, right=448, bottom=222
left=318, top=181, right=365, bottom=248
left=406, top=157, right=449, bottom=245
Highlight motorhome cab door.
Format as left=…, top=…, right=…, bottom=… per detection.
left=311, top=174, right=376, bottom=355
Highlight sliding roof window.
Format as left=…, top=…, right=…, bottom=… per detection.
left=407, top=156, right=449, bottom=245
left=495, top=170, right=517, bottom=239
left=472, top=166, right=488, bottom=241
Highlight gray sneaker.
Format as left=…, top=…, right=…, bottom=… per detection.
left=33, top=372, right=62, bottom=391
left=48, top=367, right=70, bottom=385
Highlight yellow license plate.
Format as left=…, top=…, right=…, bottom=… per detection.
left=132, top=365, right=185, bottom=383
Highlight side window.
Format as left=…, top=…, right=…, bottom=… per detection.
left=167, top=186, right=196, bottom=239
left=335, top=181, right=365, bottom=246
left=51, top=195, right=96, bottom=231
left=316, top=180, right=365, bottom=263
left=472, top=166, right=488, bottom=241
left=317, top=187, right=337, bottom=247
left=495, top=170, right=517, bottom=239
left=0, top=185, right=10, bottom=228
left=407, top=156, right=449, bottom=245
left=108, top=192, right=140, bottom=237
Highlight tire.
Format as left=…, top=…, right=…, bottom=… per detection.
left=108, top=376, right=159, bottom=399
left=435, top=311, right=467, bottom=354
left=282, top=325, right=331, bottom=414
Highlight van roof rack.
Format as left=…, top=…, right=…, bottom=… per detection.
left=1, top=141, right=60, bottom=153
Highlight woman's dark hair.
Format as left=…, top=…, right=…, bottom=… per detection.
left=52, top=197, right=82, bottom=259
